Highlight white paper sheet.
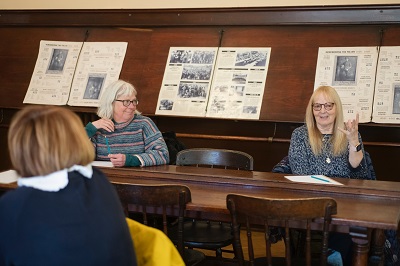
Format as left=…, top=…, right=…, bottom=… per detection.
left=284, top=175, right=343, bottom=185
left=0, top=170, right=19, bottom=184
left=314, top=46, right=378, bottom=123
left=24, top=40, right=127, bottom=107
left=91, top=161, right=114, bottom=168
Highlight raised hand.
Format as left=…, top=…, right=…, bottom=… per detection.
left=92, top=118, right=115, bottom=132
left=338, top=113, right=360, bottom=146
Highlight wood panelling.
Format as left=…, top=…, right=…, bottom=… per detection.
left=0, top=7, right=399, bottom=182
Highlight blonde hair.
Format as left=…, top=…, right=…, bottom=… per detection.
left=8, top=106, right=95, bottom=177
left=97, top=80, right=140, bottom=119
left=305, top=86, right=347, bottom=156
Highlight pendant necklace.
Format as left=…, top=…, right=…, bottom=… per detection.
left=322, top=134, right=331, bottom=164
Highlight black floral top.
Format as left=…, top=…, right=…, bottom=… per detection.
left=288, top=125, right=370, bottom=179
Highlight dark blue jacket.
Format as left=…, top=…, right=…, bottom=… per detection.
left=0, top=167, right=137, bottom=266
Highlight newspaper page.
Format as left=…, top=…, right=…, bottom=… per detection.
left=155, top=47, right=218, bottom=117
left=206, top=47, right=271, bottom=120
left=23, top=40, right=83, bottom=105
left=67, top=42, right=128, bottom=107
left=372, top=46, right=400, bottom=124
left=314, top=47, right=379, bottom=123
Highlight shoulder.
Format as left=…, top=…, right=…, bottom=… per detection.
left=291, top=125, right=308, bottom=138
left=0, top=187, right=32, bottom=216
left=68, top=167, right=111, bottom=189
left=92, top=166, right=107, bottom=177
left=133, top=115, right=160, bottom=133
left=133, top=114, right=156, bottom=125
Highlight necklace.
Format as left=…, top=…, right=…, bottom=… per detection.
left=322, top=134, right=331, bottom=164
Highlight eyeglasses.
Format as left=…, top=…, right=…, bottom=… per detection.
left=312, top=102, right=335, bottom=111
left=115, top=99, right=139, bottom=107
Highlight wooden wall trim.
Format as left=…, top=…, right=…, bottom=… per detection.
left=176, top=133, right=400, bottom=148
left=1, top=5, right=400, bottom=27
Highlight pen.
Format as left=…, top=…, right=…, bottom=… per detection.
left=104, top=135, right=111, bottom=154
left=311, top=175, right=330, bottom=183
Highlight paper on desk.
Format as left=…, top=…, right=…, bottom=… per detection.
left=284, top=175, right=343, bottom=185
left=0, top=170, right=19, bottom=184
left=91, top=161, right=113, bottom=168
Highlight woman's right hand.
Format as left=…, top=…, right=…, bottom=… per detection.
left=92, top=118, right=114, bottom=132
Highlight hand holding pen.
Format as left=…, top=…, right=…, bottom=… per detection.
left=108, top=154, right=126, bottom=167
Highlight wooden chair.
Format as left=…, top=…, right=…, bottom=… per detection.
left=176, top=148, right=254, bottom=170
left=113, top=183, right=206, bottom=266
left=226, top=194, right=337, bottom=266
left=175, top=148, right=254, bottom=258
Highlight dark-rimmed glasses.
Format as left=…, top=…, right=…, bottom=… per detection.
left=115, top=99, right=139, bottom=107
left=312, top=102, right=334, bottom=111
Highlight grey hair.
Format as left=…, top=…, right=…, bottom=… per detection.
left=97, top=80, right=141, bottom=119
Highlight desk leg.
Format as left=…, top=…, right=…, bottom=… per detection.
left=369, top=229, right=385, bottom=266
left=349, top=226, right=371, bottom=266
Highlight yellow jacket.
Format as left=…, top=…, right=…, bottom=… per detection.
left=126, top=218, right=185, bottom=266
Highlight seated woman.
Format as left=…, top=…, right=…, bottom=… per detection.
left=0, top=106, right=137, bottom=266
left=86, top=79, right=169, bottom=167
left=285, top=85, right=377, bottom=265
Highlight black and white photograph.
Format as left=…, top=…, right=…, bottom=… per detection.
left=334, top=56, right=357, bottom=83
left=83, top=75, right=105, bottom=100
left=232, top=73, right=247, bottom=84
left=177, top=82, right=208, bottom=99
left=191, top=50, right=216, bottom=64
left=393, top=85, right=400, bottom=114
left=159, top=99, right=174, bottom=110
left=169, top=50, right=192, bottom=64
left=47, top=48, right=68, bottom=72
left=181, top=65, right=212, bottom=80
left=235, top=50, right=268, bottom=67
left=231, top=85, right=245, bottom=96
left=209, top=97, right=226, bottom=113
left=243, top=106, right=257, bottom=114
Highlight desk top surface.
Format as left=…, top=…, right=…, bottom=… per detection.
left=1, top=165, right=399, bottom=230
left=98, top=165, right=400, bottom=231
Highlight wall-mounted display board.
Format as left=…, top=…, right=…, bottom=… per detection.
left=156, top=46, right=271, bottom=120
left=23, top=40, right=127, bottom=107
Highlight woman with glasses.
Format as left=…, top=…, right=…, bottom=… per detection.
left=289, top=85, right=368, bottom=180
left=85, top=80, right=169, bottom=167
left=288, top=85, right=370, bottom=266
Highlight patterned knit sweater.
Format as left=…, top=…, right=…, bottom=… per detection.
left=86, top=114, right=169, bottom=167
left=288, top=125, right=369, bottom=179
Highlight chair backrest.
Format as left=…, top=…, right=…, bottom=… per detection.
left=113, top=183, right=191, bottom=259
left=226, top=194, right=337, bottom=266
left=176, top=148, right=254, bottom=170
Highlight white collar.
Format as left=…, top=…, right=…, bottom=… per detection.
left=17, top=164, right=93, bottom=192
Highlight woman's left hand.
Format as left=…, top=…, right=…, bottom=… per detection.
left=108, top=154, right=126, bottom=167
left=338, top=113, right=360, bottom=146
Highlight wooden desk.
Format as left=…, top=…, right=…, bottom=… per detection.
left=100, top=165, right=400, bottom=266
left=1, top=165, right=399, bottom=266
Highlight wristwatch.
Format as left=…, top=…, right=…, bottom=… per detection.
left=350, top=143, right=362, bottom=152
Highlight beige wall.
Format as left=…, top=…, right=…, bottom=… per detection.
left=1, top=0, right=400, bottom=10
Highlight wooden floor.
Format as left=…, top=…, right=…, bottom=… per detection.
left=195, top=229, right=285, bottom=265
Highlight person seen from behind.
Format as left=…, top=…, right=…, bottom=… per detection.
left=0, top=105, right=137, bottom=266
